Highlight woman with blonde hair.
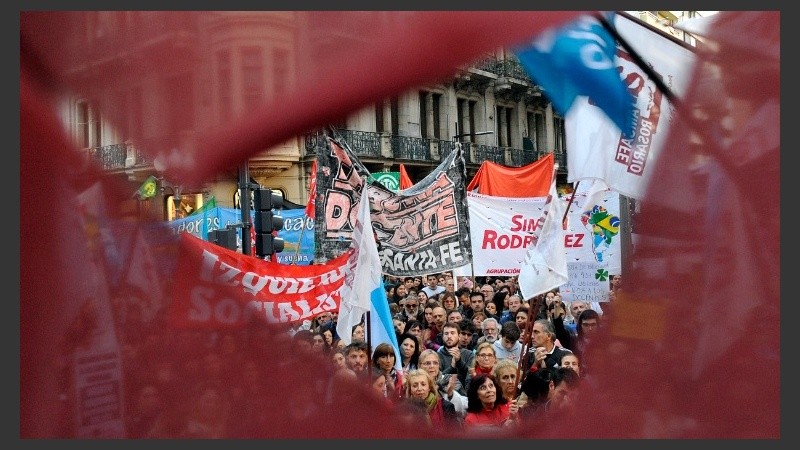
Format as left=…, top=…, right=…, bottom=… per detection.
left=418, top=349, right=468, bottom=415
left=465, top=342, right=497, bottom=390
left=403, top=368, right=461, bottom=429
left=492, top=359, right=521, bottom=406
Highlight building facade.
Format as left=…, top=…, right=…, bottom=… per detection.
left=57, top=11, right=707, bottom=221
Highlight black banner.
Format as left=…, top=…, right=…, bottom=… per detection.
left=314, top=137, right=472, bottom=277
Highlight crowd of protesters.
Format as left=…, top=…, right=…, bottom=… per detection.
left=353, top=272, right=616, bottom=431
left=56, top=268, right=620, bottom=437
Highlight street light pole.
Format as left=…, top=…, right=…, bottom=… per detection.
left=238, top=161, right=251, bottom=256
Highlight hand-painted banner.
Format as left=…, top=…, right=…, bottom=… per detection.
left=315, top=138, right=472, bottom=277
left=169, top=233, right=350, bottom=330
left=463, top=188, right=620, bottom=276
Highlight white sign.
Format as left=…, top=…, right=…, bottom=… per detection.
left=464, top=188, right=621, bottom=277
left=559, top=261, right=611, bottom=303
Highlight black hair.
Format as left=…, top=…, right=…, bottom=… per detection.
left=576, top=309, right=600, bottom=337
left=465, top=373, right=507, bottom=413
left=499, top=321, right=521, bottom=341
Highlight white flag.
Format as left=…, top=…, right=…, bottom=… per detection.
left=518, top=180, right=569, bottom=300
left=564, top=12, right=696, bottom=199
left=336, top=183, right=382, bottom=345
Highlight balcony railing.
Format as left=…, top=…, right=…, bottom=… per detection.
left=468, top=143, right=505, bottom=165
left=303, top=130, right=556, bottom=169
left=304, top=132, right=327, bottom=156
left=510, top=148, right=542, bottom=167
left=391, top=135, right=431, bottom=160
left=87, top=143, right=149, bottom=171
left=339, top=129, right=382, bottom=158
left=439, top=140, right=458, bottom=162
left=496, top=56, right=532, bottom=82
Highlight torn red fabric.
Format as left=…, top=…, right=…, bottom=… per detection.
left=20, top=11, right=779, bottom=439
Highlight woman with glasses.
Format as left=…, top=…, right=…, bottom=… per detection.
left=418, top=349, right=467, bottom=415
left=465, top=342, right=497, bottom=391
left=440, top=291, right=459, bottom=312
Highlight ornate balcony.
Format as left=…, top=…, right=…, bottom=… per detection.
left=339, top=129, right=381, bottom=158
left=391, top=135, right=431, bottom=160
left=303, top=130, right=554, bottom=169
left=87, top=143, right=149, bottom=171
left=468, top=142, right=505, bottom=165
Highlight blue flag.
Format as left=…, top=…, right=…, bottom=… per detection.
left=514, top=12, right=635, bottom=138
left=369, top=279, right=402, bottom=371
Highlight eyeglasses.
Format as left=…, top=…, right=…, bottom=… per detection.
left=421, top=361, right=438, bottom=366
left=477, top=353, right=495, bottom=359
left=405, top=304, right=418, bottom=309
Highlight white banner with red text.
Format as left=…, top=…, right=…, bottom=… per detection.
left=456, top=189, right=621, bottom=278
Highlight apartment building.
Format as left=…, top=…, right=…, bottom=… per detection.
left=57, top=11, right=706, bottom=221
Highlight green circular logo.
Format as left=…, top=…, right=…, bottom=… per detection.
left=373, top=173, right=400, bottom=191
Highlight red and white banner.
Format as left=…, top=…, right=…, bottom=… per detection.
left=459, top=187, right=621, bottom=277
left=168, top=233, right=351, bottom=329
left=464, top=192, right=547, bottom=275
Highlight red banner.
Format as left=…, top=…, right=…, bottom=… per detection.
left=168, top=233, right=351, bottom=329
left=305, top=159, right=318, bottom=218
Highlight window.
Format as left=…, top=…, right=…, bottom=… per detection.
left=166, top=193, right=205, bottom=221
left=376, top=101, right=384, bottom=133
left=456, top=98, right=478, bottom=142
left=419, top=91, right=442, bottom=139
left=554, top=116, right=566, bottom=153
left=527, top=111, right=546, bottom=153
left=241, top=47, right=264, bottom=111
left=390, top=97, right=399, bottom=135
left=76, top=100, right=100, bottom=149
left=496, top=105, right=513, bottom=147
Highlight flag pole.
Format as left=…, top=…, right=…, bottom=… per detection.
left=562, top=180, right=580, bottom=226
left=597, top=13, right=678, bottom=105
left=515, top=293, right=543, bottom=399
left=366, top=311, right=372, bottom=380
left=291, top=220, right=306, bottom=265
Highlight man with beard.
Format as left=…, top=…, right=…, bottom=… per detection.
left=436, top=322, right=475, bottom=391
left=343, top=341, right=371, bottom=379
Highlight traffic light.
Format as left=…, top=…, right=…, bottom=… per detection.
left=253, top=188, right=285, bottom=257
left=208, top=227, right=238, bottom=251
